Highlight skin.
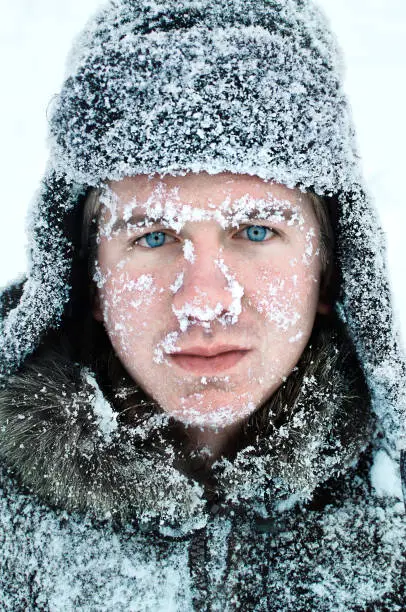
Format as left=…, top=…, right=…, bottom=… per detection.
left=94, top=172, right=326, bottom=456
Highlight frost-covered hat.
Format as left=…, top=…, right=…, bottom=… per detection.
left=1, top=0, right=405, bottom=457
left=51, top=0, right=356, bottom=192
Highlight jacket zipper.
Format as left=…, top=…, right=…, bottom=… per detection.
left=188, top=526, right=211, bottom=612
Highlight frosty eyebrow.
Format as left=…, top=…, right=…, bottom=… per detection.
left=110, top=214, right=162, bottom=233
left=108, top=205, right=296, bottom=233
left=226, top=206, right=295, bottom=224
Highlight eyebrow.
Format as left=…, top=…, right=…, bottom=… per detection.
left=108, top=205, right=296, bottom=233
left=227, top=206, right=295, bottom=224
left=110, top=214, right=157, bottom=233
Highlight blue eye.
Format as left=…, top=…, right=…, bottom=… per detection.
left=139, top=231, right=167, bottom=248
left=242, top=225, right=273, bottom=242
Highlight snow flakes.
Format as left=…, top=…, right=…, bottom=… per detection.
left=172, top=298, right=225, bottom=332
left=83, top=371, right=118, bottom=443
left=2, top=0, right=403, bottom=482
left=96, top=184, right=304, bottom=240
left=183, top=239, right=195, bottom=263
left=302, top=226, right=318, bottom=265
left=370, top=450, right=403, bottom=500
left=170, top=272, right=184, bottom=294
left=98, top=271, right=157, bottom=335
left=177, top=394, right=256, bottom=428
left=128, top=274, right=156, bottom=308
left=254, top=277, right=301, bottom=331
left=1, top=0, right=406, bottom=607
left=153, top=331, right=181, bottom=364
left=288, top=330, right=304, bottom=344
left=93, top=262, right=109, bottom=289
left=169, top=255, right=244, bottom=333
left=214, top=257, right=244, bottom=324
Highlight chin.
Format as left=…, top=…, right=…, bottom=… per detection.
left=164, top=390, right=257, bottom=429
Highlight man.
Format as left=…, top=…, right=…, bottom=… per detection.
left=0, top=0, right=405, bottom=609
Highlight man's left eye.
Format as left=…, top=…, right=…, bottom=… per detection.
left=238, top=225, right=275, bottom=242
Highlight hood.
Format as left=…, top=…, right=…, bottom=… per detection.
left=0, top=321, right=373, bottom=534
left=0, top=0, right=405, bottom=527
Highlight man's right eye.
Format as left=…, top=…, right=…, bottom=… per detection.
left=134, top=231, right=175, bottom=249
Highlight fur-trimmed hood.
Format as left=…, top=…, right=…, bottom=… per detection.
left=0, top=322, right=373, bottom=533
left=0, top=0, right=406, bottom=530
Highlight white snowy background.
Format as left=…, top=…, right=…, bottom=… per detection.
left=1, top=0, right=405, bottom=345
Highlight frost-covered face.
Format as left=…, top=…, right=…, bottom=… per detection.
left=94, top=173, right=323, bottom=430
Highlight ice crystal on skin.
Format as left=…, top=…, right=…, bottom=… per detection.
left=172, top=299, right=224, bottom=333
left=302, top=226, right=319, bottom=266
left=128, top=274, right=156, bottom=309
left=94, top=178, right=323, bottom=434
left=95, top=185, right=316, bottom=369
left=225, top=193, right=301, bottom=230
left=289, top=330, right=304, bottom=344
left=214, top=257, right=244, bottom=325
left=243, top=208, right=318, bottom=335
left=254, top=277, right=301, bottom=331
left=170, top=253, right=244, bottom=333
left=102, top=183, right=207, bottom=236
left=177, top=394, right=256, bottom=428
left=98, top=186, right=120, bottom=239
left=93, top=263, right=108, bottom=289
left=170, top=272, right=184, bottom=294
left=98, top=270, right=159, bottom=356
left=183, top=239, right=196, bottom=264
left=153, top=331, right=181, bottom=365
left=99, top=184, right=302, bottom=237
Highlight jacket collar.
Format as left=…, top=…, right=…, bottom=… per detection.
left=0, top=322, right=373, bottom=535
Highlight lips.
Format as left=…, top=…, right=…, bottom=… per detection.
left=170, top=345, right=250, bottom=374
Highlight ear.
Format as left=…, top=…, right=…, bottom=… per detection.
left=317, top=301, right=332, bottom=316
left=92, top=292, right=104, bottom=322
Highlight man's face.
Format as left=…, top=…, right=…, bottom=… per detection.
left=94, top=173, right=323, bottom=429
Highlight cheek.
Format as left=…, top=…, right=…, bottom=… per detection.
left=245, top=257, right=320, bottom=336
left=98, top=268, right=164, bottom=345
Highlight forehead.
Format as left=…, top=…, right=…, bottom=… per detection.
left=106, top=172, right=310, bottom=215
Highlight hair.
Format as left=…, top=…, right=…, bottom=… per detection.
left=307, top=192, right=336, bottom=302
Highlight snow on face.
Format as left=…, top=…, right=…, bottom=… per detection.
left=94, top=172, right=322, bottom=429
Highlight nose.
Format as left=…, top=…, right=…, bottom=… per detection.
left=171, top=243, right=243, bottom=329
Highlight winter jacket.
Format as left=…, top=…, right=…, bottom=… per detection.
left=1, top=1, right=406, bottom=610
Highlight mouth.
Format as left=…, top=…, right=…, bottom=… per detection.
left=169, top=345, right=251, bottom=375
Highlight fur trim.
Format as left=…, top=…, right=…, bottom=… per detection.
left=0, top=353, right=206, bottom=533
left=0, top=324, right=372, bottom=528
